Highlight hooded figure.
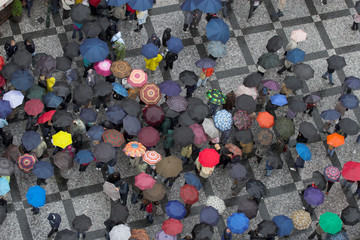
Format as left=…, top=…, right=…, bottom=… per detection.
left=147, top=33, right=161, bottom=48
left=162, top=28, right=172, bottom=47
left=111, top=32, right=126, bottom=61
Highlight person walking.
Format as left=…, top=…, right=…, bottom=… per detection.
left=248, top=0, right=262, bottom=20
left=351, top=12, right=360, bottom=31
left=47, top=213, right=61, bottom=238
left=61, top=0, right=74, bottom=19
left=145, top=54, right=163, bottom=74
left=118, top=178, right=129, bottom=206
left=353, top=181, right=360, bottom=199
left=222, top=228, right=232, bottom=240
left=308, top=222, right=324, bottom=239
left=110, top=32, right=126, bottom=61
left=271, top=0, right=286, bottom=18
left=163, top=129, right=174, bottom=157
left=145, top=201, right=158, bottom=223
left=181, top=144, right=192, bottom=165
left=26, top=0, right=34, bottom=17
left=24, top=38, right=36, bottom=56
left=197, top=67, right=214, bottom=87
left=290, top=154, right=305, bottom=172
left=190, top=9, right=203, bottom=29
left=164, top=51, right=178, bottom=71
left=4, top=40, right=18, bottom=61
left=322, top=65, right=336, bottom=85
left=72, top=22, right=83, bottom=41
left=162, top=28, right=172, bottom=47
left=134, top=10, right=148, bottom=32
left=183, top=11, right=193, bottom=31
left=326, top=177, right=339, bottom=195
left=185, top=83, right=197, bottom=98
left=147, top=33, right=161, bottom=48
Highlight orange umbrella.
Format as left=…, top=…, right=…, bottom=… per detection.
left=256, top=111, right=274, bottom=128
left=327, top=133, right=345, bottom=148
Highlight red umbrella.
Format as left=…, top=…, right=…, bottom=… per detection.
left=18, top=153, right=37, bottom=173
left=199, top=148, right=220, bottom=168
left=37, top=110, right=56, bottom=124
left=143, top=105, right=165, bottom=126
left=189, top=123, right=208, bottom=145
left=0, top=75, right=6, bottom=88
left=256, top=111, right=274, bottom=128
left=135, top=172, right=156, bottom=190
left=140, top=83, right=161, bottom=105
left=180, top=184, right=199, bottom=205
left=138, top=127, right=160, bottom=147
left=162, top=218, right=183, bottom=236
left=89, top=0, right=101, bottom=7
left=102, top=129, right=125, bottom=147
left=24, top=99, right=44, bottom=116
left=342, top=161, right=360, bottom=181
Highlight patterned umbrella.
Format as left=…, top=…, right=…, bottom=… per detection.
left=189, top=123, right=208, bottom=145
left=225, top=143, right=242, bottom=156
left=155, top=156, right=183, bottom=178
left=135, top=172, right=156, bottom=190
left=123, top=141, right=146, bottom=157
left=111, top=60, right=132, bottom=78
left=256, top=111, right=274, bottom=128
left=257, top=129, right=273, bottom=145
left=102, top=129, right=125, bottom=147
left=127, top=69, right=147, bottom=87
left=140, top=83, right=161, bottom=105
left=327, top=133, right=345, bottom=148
left=324, top=165, right=341, bottom=182
left=180, top=184, right=199, bottom=205
left=52, top=131, right=72, bottom=149
left=290, top=210, right=311, bottom=230
left=233, top=110, right=253, bottom=130
left=206, top=89, right=226, bottom=105
left=24, top=99, right=44, bottom=116
left=162, top=218, right=183, bottom=236
left=130, top=229, right=150, bottom=240
left=235, top=84, right=258, bottom=99
left=143, top=151, right=161, bottom=165
left=53, top=151, right=74, bottom=170
left=167, top=95, right=188, bottom=112
left=18, top=154, right=37, bottom=173
left=214, top=110, right=233, bottom=131
left=325, top=231, right=349, bottom=240
left=206, top=196, right=226, bottom=213
left=94, top=59, right=112, bottom=77
left=138, top=127, right=160, bottom=147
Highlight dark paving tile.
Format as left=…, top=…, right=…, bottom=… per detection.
left=242, top=23, right=275, bottom=35
left=22, top=28, right=57, bottom=41
left=149, top=4, right=180, bottom=16
left=304, top=0, right=319, bottom=15
left=52, top=13, right=63, bottom=27
left=16, top=209, right=34, bottom=240
left=335, top=43, right=360, bottom=55
left=280, top=16, right=313, bottom=28
left=69, top=183, right=103, bottom=198
left=215, top=66, right=250, bottom=79
left=236, top=36, right=255, bottom=65
left=319, top=9, right=351, bottom=21
left=313, top=21, right=334, bottom=49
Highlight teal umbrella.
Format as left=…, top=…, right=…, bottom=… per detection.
left=258, top=53, right=280, bottom=69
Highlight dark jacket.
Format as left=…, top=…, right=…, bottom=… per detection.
left=163, top=129, right=174, bottom=149
left=327, top=67, right=335, bottom=74
left=119, top=179, right=129, bottom=194
left=164, top=51, right=178, bottom=64
left=4, top=42, right=18, bottom=58
left=48, top=213, right=61, bottom=229
left=162, top=28, right=171, bottom=47
left=147, top=33, right=161, bottom=48
left=24, top=39, right=35, bottom=54
left=107, top=173, right=121, bottom=185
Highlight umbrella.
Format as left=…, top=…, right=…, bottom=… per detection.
left=11, top=69, right=34, bottom=91
left=325, top=231, right=349, bottom=240
left=26, top=85, right=46, bottom=100
left=227, top=213, right=249, bottom=234
left=103, top=181, right=120, bottom=201
left=55, top=56, right=72, bottom=71
left=0, top=177, right=10, bottom=195
left=80, top=38, right=109, bottom=63
left=339, top=94, right=359, bottom=109
left=33, top=161, right=54, bottom=179
left=179, top=112, right=196, bottom=127
left=230, top=163, right=247, bottom=181
left=180, top=184, right=199, bottom=205
left=236, top=83, right=258, bottom=98
left=52, top=131, right=72, bottom=149
left=3, top=90, right=23, bottom=109
left=174, top=126, right=195, bottom=147
left=304, top=94, right=321, bottom=103
left=195, top=0, right=221, bottom=12
left=21, top=131, right=41, bottom=151
left=342, top=161, right=360, bottom=181
left=284, top=76, right=303, bottom=90
left=93, top=142, right=115, bottom=162
left=75, top=150, right=94, bottom=164
left=189, top=124, right=208, bottom=145
left=167, top=95, right=188, bottom=112
left=341, top=206, right=360, bottom=226
left=73, top=214, right=92, bottom=232
left=214, top=109, right=232, bottom=131
left=258, top=220, right=278, bottom=238
left=290, top=29, right=307, bottom=42
left=275, top=117, right=295, bottom=139
left=121, top=99, right=141, bottom=117
left=52, top=110, right=74, bottom=127
left=339, top=118, right=359, bottom=135
left=138, top=127, right=160, bottom=147
left=206, top=196, right=226, bottom=213
left=225, top=143, right=242, bottom=156
left=106, top=105, right=127, bottom=124
left=63, top=42, right=80, bottom=58
left=54, top=151, right=73, bottom=170
left=123, top=115, right=141, bottom=136
left=162, top=218, right=183, bottom=236
left=111, top=60, right=132, bottom=78
left=290, top=210, right=311, bottom=230
left=55, top=229, right=77, bottom=240
left=295, top=143, right=311, bottom=161
left=34, top=54, right=56, bottom=75
left=167, top=37, right=184, bottom=54
left=192, top=223, right=214, bottom=239
left=166, top=200, right=186, bottom=219
left=141, top=43, right=159, bottom=59
left=109, top=202, right=129, bottom=223
left=206, top=89, right=226, bottom=105
left=271, top=94, right=287, bottom=106
left=143, top=183, right=166, bottom=201
left=286, top=48, right=305, bottom=64
left=246, top=179, right=267, bottom=199
left=199, top=148, right=219, bottom=168
left=272, top=215, right=294, bottom=237
left=235, top=95, right=257, bottom=113
left=93, top=80, right=113, bottom=97
left=324, top=165, right=341, bottom=182
left=327, top=55, right=346, bottom=70
left=26, top=185, right=46, bottom=207
left=135, top=172, right=156, bottom=190
left=37, top=110, right=56, bottom=124
left=202, top=118, right=220, bottom=139
left=234, top=129, right=253, bottom=144
left=184, top=172, right=202, bottom=190
left=1, top=62, right=19, bottom=80
left=321, top=110, right=341, bottom=121
left=158, top=81, right=182, bottom=97
left=294, top=63, right=314, bottom=80
left=262, top=79, right=281, bottom=90
left=258, top=53, right=280, bottom=69
left=43, top=92, right=63, bottom=108
left=106, top=0, right=128, bottom=6
left=156, top=230, right=176, bottom=240
left=243, top=73, right=262, bottom=89
left=179, top=70, right=197, bottom=85
left=70, top=4, right=90, bottom=23
left=266, top=151, right=283, bottom=169
left=82, top=21, right=102, bottom=38
left=344, top=76, right=360, bottom=89
left=266, top=35, right=284, bottom=52
left=180, top=0, right=196, bottom=11
left=206, top=18, right=231, bottom=43
left=79, top=108, right=97, bottom=123
left=233, top=110, right=253, bottom=130
left=195, top=58, right=217, bottom=69
left=73, top=83, right=93, bottom=106
left=313, top=171, right=327, bottom=191
left=112, top=82, right=128, bottom=97
left=102, top=129, right=124, bottom=147
left=207, top=41, right=227, bottom=58
left=143, top=151, right=161, bottom=165
left=237, top=198, right=258, bottom=219
left=304, top=186, right=324, bottom=206
left=327, top=133, right=345, bottom=148
left=109, top=224, right=131, bottom=240
left=130, top=229, right=149, bottom=240
left=127, top=0, right=153, bottom=10
left=93, top=59, right=112, bottom=77
left=140, top=83, right=161, bottom=105
left=86, top=126, right=105, bottom=141
left=156, top=156, right=183, bottom=178
left=188, top=102, right=210, bottom=123
left=320, top=212, right=343, bottom=234
left=52, top=81, right=70, bottom=98
left=256, top=111, right=274, bottom=128
left=123, top=141, right=146, bottom=157
left=0, top=158, right=14, bottom=176
left=127, top=69, right=147, bottom=87
left=299, top=122, right=318, bottom=139
left=12, top=50, right=32, bottom=68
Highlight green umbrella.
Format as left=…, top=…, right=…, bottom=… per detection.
left=257, top=53, right=280, bottom=69
left=274, top=117, right=295, bottom=139
left=26, top=85, right=47, bottom=100
left=206, top=89, right=226, bottom=106
left=319, top=212, right=342, bottom=234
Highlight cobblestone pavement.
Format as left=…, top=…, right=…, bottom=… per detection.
left=1, top=0, right=360, bottom=239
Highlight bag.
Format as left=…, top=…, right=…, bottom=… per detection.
left=199, top=71, right=206, bottom=80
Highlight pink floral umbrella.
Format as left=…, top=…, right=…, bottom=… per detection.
left=94, top=59, right=112, bottom=76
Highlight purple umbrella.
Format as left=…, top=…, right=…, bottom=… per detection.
left=262, top=80, right=281, bottom=90
left=156, top=230, right=176, bottom=240
left=200, top=206, right=220, bottom=226
left=304, top=186, right=324, bottom=206
left=167, top=95, right=188, bottom=112
left=158, top=81, right=182, bottom=96
left=123, top=115, right=141, bottom=136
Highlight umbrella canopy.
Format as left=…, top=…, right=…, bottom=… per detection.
left=156, top=156, right=183, bottom=178
left=111, top=60, right=132, bottom=78
left=180, top=0, right=196, bottom=11
left=158, top=81, right=182, bottom=97
left=266, top=151, right=283, bottom=169
left=86, top=126, right=105, bottom=141
left=206, top=18, right=230, bottom=43
left=235, top=84, right=258, bottom=99
left=121, top=99, right=141, bottom=116
left=207, top=40, right=227, bottom=58
left=192, top=223, right=214, bottom=239
left=167, top=37, right=184, bottom=54
left=202, top=118, right=220, bottom=139
left=102, top=129, right=124, bottom=147
left=294, top=63, right=314, bottom=80
left=26, top=85, right=47, bottom=100
left=37, top=110, right=56, bottom=124
left=26, top=185, right=46, bottom=207
left=184, top=172, right=203, bottom=190
left=295, top=143, right=311, bottom=161
left=206, top=196, right=226, bottom=213
left=140, top=83, right=161, bottom=105
left=43, top=92, right=63, bottom=108
left=109, top=224, right=131, bottom=240
left=33, top=161, right=54, bottom=179
left=3, top=90, right=23, bottom=109
left=291, top=210, right=311, bottom=230
left=130, top=229, right=150, bottom=240
left=206, top=89, right=226, bottom=105
left=327, top=133, right=345, bottom=148
left=299, top=121, right=318, bottom=139
left=109, top=202, right=129, bottom=223
left=162, top=218, right=183, bottom=236
left=174, top=126, right=195, bottom=147
left=54, top=151, right=73, bottom=170
left=124, top=141, right=146, bottom=157
left=256, top=111, right=274, bottom=128
left=143, top=151, right=161, bottom=165
left=258, top=53, right=280, bottom=69
left=106, top=0, right=128, bottom=6
left=313, top=171, right=327, bottom=191
left=52, top=81, right=70, bottom=98
left=344, top=76, right=360, bottom=89
left=275, top=117, right=295, bottom=139
left=63, top=42, right=80, bottom=58
left=284, top=76, right=303, bottom=90
left=266, top=35, right=284, bottom=52
left=0, top=158, right=15, bottom=176
left=262, top=79, right=281, bottom=90
left=141, top=43, right=159, bottom=59
left=106, top=105, right=127, bottom=124
left=72, top=214, right=92, bottom=232
left=80, top=38, right=109, bottom=63
left=339, top=118, right=359, bottom=135
left=189, top=124, right=208, bottom=145
left=237, top=198, right=258, bottom=219
left=235, top=95, right=257, bottom=113
left=55, top=229, right=77, bottom=240
left=339, top=94, right=359, bottom=109
left=167, top=95, right=188, bottom=112
left=227, top=213, right=249, bottom=234
left=93, top=80, right=113, bottom=97
left=52, top=110, right=74, bottom=128
left=214, top=109, right=232, bottom=131
left=56, top=56, right=72, bottom=71
left=2, top=62, right=19, bottom=80
left=341, top=206, right=360, bottom=226
left=93, top=142, right=115, bottom=162
left=52, top=131, right=72, bottom=149
left=324, top=165, right=341, bottom=182
left=94, top=59, right=112, bottom=77
left=243, top=73, right=263, bottom=88
left=135, top=172, right=156, bottom=190
left=233, top=110, right=253, bottom=130
left=286, top=48, right=305, bottom=64
left=188, top=102, right=210, bottom=123
left=321, top=110, right=341, bottom=121
left=195, top=58, right=217, bottom=68
left=230, top=163, right=247, bottom=181
left=112, top=82, right=128, bottom=97
left=271, top=94, right=288, bottom=106
left=80, top=108, right=97, bottom=123
left=342, top=161, right=360, bottom=181
left=11, top=69, right=34, bottom=91
left=258, top=220, right=278, bottom=238
left=327, top=55, right=346, bottom=70
left=73, top=83, right=93, bottom=106
left=138, top=126, right=160, bottom=147
left=75, top=150, right=94, bottom=164
left=12, top=50, right=32, bottom=68
left=156, top=230, right=176, bottom=240
left=0, top=118, right=8, bottom=128
left=320, top=212, right=343, bottom=234
left=246, top=179, right=267, bottom=199
left=70, top=4, right=90, bottom=23
left=0, top=177, right=10, bottom=195
left=225, top=143, right=242, bottom=156
left=199, top=148, right=219, bottom=168
left=234, top=129, right=253, bottom=144
left=166, top=200, right=186, bottom=220
left=179, top=70, right=197, bottom=85
left=143, top=183, right=166, bottom=201
left=123, top=115, right=141, bottom=136
left=304, top=186, right=324, bottom=206
left=127, top=69, right=147, bottom=87
left=21, top=131, right=41, bottom=151
left=195, top=0, right=221, bottom=13
left=304, top=94, right=321, bottom=103
left=82, top=21, right=102, bottom=38
left=272, top=215, right=294, bottom=237
left=290, top=29, right=307, bottom=42
left=127, top=0, right=153, bottom=10
left=180, top=184, right=199, bottom=205
left=103, top=181, right=120, bottom=201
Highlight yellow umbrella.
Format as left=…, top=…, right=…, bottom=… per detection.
left=52, top=131, right=72, bottom=149
left=290, top=210, right=311, bottom=230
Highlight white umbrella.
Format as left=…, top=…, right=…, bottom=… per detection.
left=206, top=196, right=226, bottom=214
left=235, top=84, right=258, bottom=100
left=290, top=29, right=307, bottom=42
left=202, top=118, right=220, bottom=139
left=103, top=181, right=120, bottom=201
left=109, top=224, right=131, bottom=240
left=3, top=90, right=24, bottom=108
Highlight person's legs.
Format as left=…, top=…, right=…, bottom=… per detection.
left=183, top=23, right=189, bottom=31
left=322, top=71, right=329, bottom=79
left=78, top=30, right=83, bottom=41
left=107, top=164, right=115, bottom=174
left=201, top=77, right=209, bottom=86
left=308, top=230, right=317, bottom=239
left=343, top=180, right=354, bottom=190
left=164, top=148, right=171, bottom=156
left=120, top=193, right=127, bottom=206
left=328, top=73, right=333, bottom=85
left=277, top=66, right=287, bottom=74
left=266, top=169, right=272, bottom=176
left=352, top=22, right=357, bottom=30
left=327, top=148, right=335, bottom=157
left=181, top=156, right=189, bottom=165
left=72, top=29, right=77, bottom=39
left=326, top=181, right=335, bottom=193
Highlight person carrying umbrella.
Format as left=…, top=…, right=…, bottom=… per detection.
left=134, top=10, right=148, bottom=32
left=222, top=228, right=232, bottom=240
left=72, top=22, right=83, bottom=42
left=351, top=11, right=360, bottom=31
left=191, top=9, right=203, bottom=29
left=322, top=55, right=347, bottom=85
left=308, top=222, right=324, bottom=239
left=110, top=32, right=126, bottom=61
left=145, top=53, right=163, bottom=74
left=47, top=213, right=62, bottom=238
left=197, top=67, right=214, bottom=87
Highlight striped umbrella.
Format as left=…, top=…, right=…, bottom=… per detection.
left=143, top=151, right=161, bottom=165
left=18, top=154, right=37, bottom=173
left=123, top=141, right=146, bottom=157
left=53, top=151, right=74, bottom=170
left=290, top=210, right=311, bottom=230
left=127, top=69, right=147, bottom=87
left=102, top=129, right=125, bottom=147
left=24, top=99, right=44, bottom=116
left=111, top=60, right=131, bottom=78
left=324, top=165, right=341, bottom=182
left=140, top=83, right=161, bottom=105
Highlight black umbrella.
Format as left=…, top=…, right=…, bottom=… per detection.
left=312, top=171, right=326, bottom=191
left=188, top=102, right=210, bottom=123
left=235, top=129, right=253, bottom=144
left=70, top=4, right=90, bottom=24
left=80, top=108, right=97, bottom=123
left=174, top=126, right=195, bottom=147
left=34, top=54, right=56, bottom=76
left=179, top=111, right=196, bottom=126
left=97, top=17, right=110, bottom=31
left=93, top=80, right=113, bottom=97
left=121, top=99, right=141, bottom=116
left=0, top=205, right=6, bottom=225
left=109, top=202, right=129, bottom=223
left=179, top=70, right=197, bottom=85
left=56, top=56, right=72, bottom=71
left=12, top=50, right=32, bottom=69
left=339, top=118, right=360, bottom=135
left=283, top=76, right=303, bottom=90
left=237, top=198, right=258, bottom=219
left=72, top=214, right=92, bottom=232
left=54, top=229, right=77, bottom=240
left=299, top=121, right=318, bottom=139
left=246, top=179, right=267, bottom=198
left=73, top=83, right=93, bottom=106
left=161, top=102, right=180, bottom=118
left=266, top=35, right=284, bottom=52
left=52, top=110, right=74, bottom=127
left=356, top=1, right=360, bottom=14
left=258, top=220, right=278, bottom=238
left=288, top=99, right=306, bottom=113
left=257, top=53, right=280, bottom=69
left=341, top=206, right=360, bottom=226
left=1, top=62, right=19, bottom=80
left=327, top=55, right=346, bottom=70
left=235, top=95, right=256, bottom=113
left=293, top=63, right=314, bottom=80
left=230, top=163, right=247, bottom=181
left=52, top=81, right=70, bottom=97
left=187, top=97, right=204, bottom=106
left=243, top=72, right=263, bottom=88
left=106, top=105, right=127, bottom=124
left=82, top=21, right=102, bottom=38
left=191, top=223, right=214, bottom=240
left=63, top=42, right=80, bottom=58
left=93, top=142, right=115, bottom=162
left=266, top=151, right=283, bottom=169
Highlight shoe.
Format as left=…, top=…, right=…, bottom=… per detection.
left=329, top=82, right=334, bottom=85
left=322, top=76, right=327, bottom=80
left=289, top=167, right=296, bottom=171
left=79, top=38, right=83, bottom=41
left=134, top=29, right=140, bottom=32
left=326, top=192, right=329, bottom=195
left=277, top=11, right=284, bottom=17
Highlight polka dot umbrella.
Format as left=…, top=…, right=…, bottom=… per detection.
left=24, top=99, right=44, bottom=116
left=324, top=165, right=341, bottom=182
left=127, top=69, right=147, bottom=87
left=18, top=154, right=37, bottom=173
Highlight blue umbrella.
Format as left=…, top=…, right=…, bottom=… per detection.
left=106, top=0, right=128, bottom=6
left=80, top=38, right=109, bottom=63
left=106, top=105, right=127, bottom=124
left=286, top=48, right=305, bottom=64
left=339, top=94, right=359, bottom=109
left=158, top=81, right=182, bottom=96
left=295, top=143, right=311, bottom=161
left=32, top=161, right=54, bottom=179
left=195, top=58, right=217, bottom=68
left=43, top=92, right=63, bottom=108
left=141, top=43, right=159, bottom=59
left=184, top=172, right=202, bottom=190
left=207, top=41, right=227, bottom=58
left=0, top=177, right=10, bottom=195
left=86, top=126, right=105, bottom=141
left=123, top=115, right=141, bottom=136
left=206, top=18, right=230, bottom=44
left=165, top=200, right=186, bottom=219
left=272, top=215, right=294, bottom=237
left=227, top=212, right=249, bottom=234
left=0, top=100, right=12, bottom=119
left=80, top=108, right=97, bottom=123
left=326, top=231, right=349, bottom=240
left=11, top=69, right=34, bottom=91
left=127, top=0, right=153, bottom=10
left=180, top=0, right=196, bottom=11
left=166, top=37, right=184, bottom=54
left=21, top=131, right=41, bottom=151
left=195, top=0, right=222, bottom=13
left=214, top=109, right=233, bottom=131
left=200, top=206, right=220, bottom=226
left=304, top=186, right=324, bottom=206
left=271, top=94, right=288, bottom=106
left=112, top=83, right=128, bottom=97
left=26, top=185, right=46, bottom=208
left=0, top=119, right=8, bottom=128
left=75, top=150, right=94, bottom=164
left=320, top=110, right=341, bottom=120
left=344, top=76, right=360, bottom=90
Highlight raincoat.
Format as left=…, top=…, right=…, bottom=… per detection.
left=195, top=157, right=214, bottom=178
left=145, top=54, right=163, bottom=71
left=137, top=10, right=148, bottom=25
left=46, top=77, right=56, bottom=92
left=111, top=32, right=126, bottom=61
